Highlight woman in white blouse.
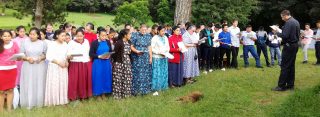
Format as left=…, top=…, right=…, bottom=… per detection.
left=44, top=30, right=69, bottom=106
left=67, top=29, right=92, bottom=101
left=151, top=26, right=170, bottom=93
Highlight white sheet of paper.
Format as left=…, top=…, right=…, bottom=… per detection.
left=177, top=42, right=188, bottom=53
left=101, top=52, right=115, bottom=56
left=163, top=52, right=174, bottom=59
left=8, top=53, right=25, bottom=61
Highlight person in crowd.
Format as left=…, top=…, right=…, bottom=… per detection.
left=314, top=20, right=320, bottom=65
left=40, top=29, right=52, bottom=44
left=182, top=24, right=200, bottom=83
left=67, top=29, right=92, bottom=101
left=168, top=26, right=184, bottom=87
left=130, top=24, right=152, bottom=95
left=63, top=23, right=73, bottom=39
left=10, top=30, right=16, bottom=39
left=219, top=24, right=232, bottom=70
left=268, top=28, right=282, bottom=66
left=71, top=26, right=77, bottom=37
left=65, top=33, right=72, bottom=44
left=194, top=25, right=202, bottom=70
left=212, top=24, right=222, bottom=69
left=272, top=10, right=300, bottom=91
left=151, top=24, right=159, bottom=37
left=200, top=23, right=214, bottom=74
left=105, top=25, right=111, bottom=34
left=19, top=27, right=47, bottom=109
left=165, top=24, right=172, bottom=38
left=45, top=29, right=69, bottom=106
left=112, top=29, right=133, bottom=99
left=14, top=25, right=29, bottom=86
left=46, top=23, right=54, bottom=41
left=84, top=22, right=97, bottom=45
left=241, top=25, right=263, bottom=68
left=0, top=30, right=19, bottom=112
left=178, top=23, right=187, bottom=35
left=89, top=29, right=112, bottom=99
left=256, top=26, right=271, bottom=67
left=151, top=26, right=170, bottom=94
left=300, top=23, right=314, bottom=64
left=228, top=20, right=241, bottom=69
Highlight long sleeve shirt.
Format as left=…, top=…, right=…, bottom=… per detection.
left=151, top=35, right=170, bottom=58
left=67, top=39, right=91, bottom=62
left=46, top=41, right=68, bottom=63
left=241, top=31, right=257, bottom=46
left=277, top=17, right=300, bottom=44
left=0, top=41, right=19, bottom=70
left=228, top=26, right=241, bottom=47
left=218, top=31, right=232, bottom=48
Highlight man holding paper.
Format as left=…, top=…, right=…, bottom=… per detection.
left=272, top=10, right=300, bottom=91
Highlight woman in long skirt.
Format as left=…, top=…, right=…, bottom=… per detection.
left=0, top=30, right=19, bottom=112
left=130, top=24, right=153, bottom=95
left=182, top=25, right=200, bottom=83
left=67, top=29, right=92, bottom=101
left=19, top=28, right=47, bottom=109
left=168, top=26, right=184, bottom=87
left=151, top=26, right=169, bottom=92
left=45, top=30, right=69, bottom=106
left=112, top=29, right=133, bottom=99
left=90, top=30, right=112, bottom=98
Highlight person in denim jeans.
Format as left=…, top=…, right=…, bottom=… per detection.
left=241, top=25, right=263, bottom=68
left=256, top=26, right=271, bottom=67
left=268, top=29, right=282, bottom=66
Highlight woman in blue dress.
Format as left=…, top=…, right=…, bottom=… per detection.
left=89, top=29, right=112, bottom=99
left=151, top=26, right=169, bottom=92
left=130, top=24, right=152, bottom=95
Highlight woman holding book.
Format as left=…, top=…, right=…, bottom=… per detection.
left=67, top=29, right=92, bottom=101
left=89, top=29, right=112, bottom=99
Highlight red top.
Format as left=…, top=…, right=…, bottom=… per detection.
left=84, top=31, right=97, bottom=45
left=0, top=41, right=19, bottom=67
left=168, top=34, right=184, bottom=63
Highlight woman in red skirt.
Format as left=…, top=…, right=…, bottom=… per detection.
left=67, top=29, right=92, bottom=101
left=0, top=30, right=20, bottom=112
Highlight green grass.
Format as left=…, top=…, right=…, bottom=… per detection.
left=0, top=49, right=319, bottom=117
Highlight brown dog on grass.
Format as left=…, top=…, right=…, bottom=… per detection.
left=177, top=91, right=203, bottom=103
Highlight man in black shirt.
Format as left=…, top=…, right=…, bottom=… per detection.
left=272, top=10, right=300, bottom=91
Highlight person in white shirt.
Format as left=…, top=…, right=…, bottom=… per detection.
left=268, top=28, right=282, bottom=66
left=241, top=25, right=263, bottom=68
left=228, top=20, right=241, bottom=68
left=314, top=21, right=320, bottom=65
left=212, top=24, right=222, bottom=69
left=300, top=23, right=314, bottom=63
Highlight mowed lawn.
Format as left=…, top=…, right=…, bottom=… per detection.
left=0, top=48, right=319, bottom=117
left=0, top=9, right=115, bottom=30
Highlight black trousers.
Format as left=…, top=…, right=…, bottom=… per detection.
left=256, top=44, right=270, bottom=66
left=220, top=47, right=231, bottom=68
left=278, top=43, right=299, bottom=88
left=315, top=42, right=320, bottom=64
left=213, top=47, right=220, bottom=69
left=231, top=46, right=239, bottom=68
left=203, top=47, right=214, bottom=71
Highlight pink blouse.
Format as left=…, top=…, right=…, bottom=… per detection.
left=0, top=41, right=20, bottom=70
left=302, top=29, right=314, bottom=44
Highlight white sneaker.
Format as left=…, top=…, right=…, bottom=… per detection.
left=152, top=91, right=159, bottom=96
left=209, top=69, right=213, bottom=72
left=221, top=68, right=226, bottom=71
left=203, top=71, right=208, bottom=74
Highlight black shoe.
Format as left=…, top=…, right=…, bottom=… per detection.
left=272, top=86, right=287, bottom=91
left=286, top=86, right=294, bottom=91
left=256, top=66, right=263, bottom=68
left=302, top=61, right=308, bottom=64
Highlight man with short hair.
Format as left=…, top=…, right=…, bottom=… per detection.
left=229, top=20, right=241, bottom=69
left=272, top=10, right=300, bottom=91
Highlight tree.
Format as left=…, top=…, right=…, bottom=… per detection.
left=156, top=0, right=173, bottom=24
left=113, top=0, right=151, bottom=27
left=13, top=0, right=70, bottom=28
left=192, top=0, right=258, bottom=27
left=174, top=0, right=192, bottom=25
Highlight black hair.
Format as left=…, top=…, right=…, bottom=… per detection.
left=86, top=22, right=95, bottom=30
left=78, top=27, right=85, bottom=31
left=186, top=24, right=195, bottom=30
left=97, top=26, right=105, bottom=34
left=109, top=28, right=116, bottom=34
left=59, top=25, right=64, bottom=30
left=124, top=24, right=131, bottom=29
left=222, top=24, right=228, bottom=28
left=196, top=25, right=201, bottom=29
left=214, top=24, right=221, bottom=29
left=246, top=25, right=252, bottom=28
left=172, top=26, right=180, bottom=35
left=281, top=10, right=291, bottom=16
left=72, top=26, right=76, bottom=29
left=16, top=25, right=25, bottom=32
left=29, top=27, right=41, bottom=40
left=0, top=30, right=12, bottom=53
left=66, top=33, right=71, bottom=37
left=157, top=25, right=165, bottom=32
left=63, top=23, right=72, bottom=30
left=40, top=28, right=47, bottom=39
left=75, top=29, right=84, bottom=35
left=207, top=23, right=213, bottom=28
left=98, top=29, right=107, bottom=35
left=185, top=22, right=192, bottom=29
left=152, top=24, right=158, bottom=30
left=53, top=29, right=65, bottom=40
left=258, top=26, right=264, bottom=31
left=305, top=23, right=311, bottom=26
left=117, top=29, right=130, bottom=41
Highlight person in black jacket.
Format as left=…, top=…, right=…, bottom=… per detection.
left=200, top=23, right=214, bottom=74
left=272, top=10, right=300, bottom=91
left=314, top=20, right=320, bottom=65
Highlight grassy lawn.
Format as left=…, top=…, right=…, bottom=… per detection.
left=0, top=49, right=319, bottom=117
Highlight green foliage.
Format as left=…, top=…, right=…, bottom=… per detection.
left=192, top=0, right=258, bottom=27
left=156, top=0, right=173, bottom=25
left=11, top=0, right=69, bottom=26
left=113, top=0, right=151, bottom=27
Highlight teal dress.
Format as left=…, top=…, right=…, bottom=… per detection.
left=92, top=41, right=112, bottom=96
left=152, top=36, right=169, bottom=91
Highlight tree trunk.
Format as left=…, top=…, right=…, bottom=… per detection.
left=34, top=0, right=43, bottom=28
left=174, top=0, right=192, bottom=25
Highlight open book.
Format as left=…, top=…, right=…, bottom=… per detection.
left=100, top=52, right=115, bottom=57
left=8, top=53, right=25, bottom=61
left=177, top=42, right=188, bottom=53
left=270, top=25, right=282, bottom=33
